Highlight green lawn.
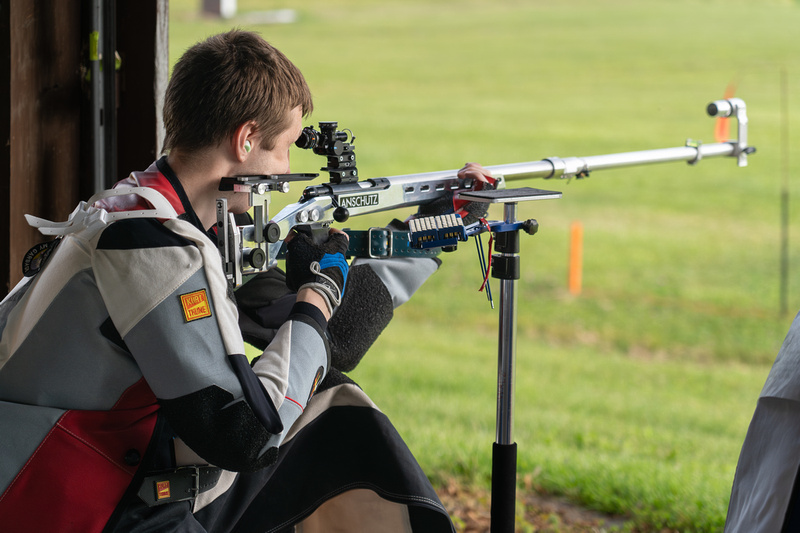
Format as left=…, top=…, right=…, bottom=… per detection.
left=170, top=0, right=800, bottom=530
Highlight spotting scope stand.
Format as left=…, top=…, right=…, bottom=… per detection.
left=454, top=97, right=753, bottom=533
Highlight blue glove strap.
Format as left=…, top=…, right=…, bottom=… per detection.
left=318, top=253, right=349, bottom=291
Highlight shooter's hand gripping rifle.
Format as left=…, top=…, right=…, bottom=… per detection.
left=216, top=98, right=753, bottom=287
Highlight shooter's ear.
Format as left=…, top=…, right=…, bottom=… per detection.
left=233, top=122, right=258, bottom=161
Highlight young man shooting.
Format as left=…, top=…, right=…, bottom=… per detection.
left=0, top=30, right=491, bottom=532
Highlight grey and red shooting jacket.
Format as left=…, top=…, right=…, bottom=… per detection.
left=0, top=158, right=455, bottom=532
left=0, top=160, right=330, bottom=531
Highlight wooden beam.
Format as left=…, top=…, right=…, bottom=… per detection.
left=0, top=2, right=10, bottom=294
left=4, top=1, right=83, bottom=294
left=0, top=0, right=167, bottom=295
left=116, top=0, right=168, bottom=182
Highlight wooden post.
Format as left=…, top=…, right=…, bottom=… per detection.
left=2, top=0, right=83, bottom=295
left=0, top=0, right=168, bottom=296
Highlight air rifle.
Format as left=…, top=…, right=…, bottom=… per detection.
left=216, top=98, right=753, bottom=287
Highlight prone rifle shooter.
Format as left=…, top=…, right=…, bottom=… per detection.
left=216, top=98, right=754, bottom=287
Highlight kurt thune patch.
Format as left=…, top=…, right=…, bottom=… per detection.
left=180, top=289, right=212, bottom=322
left=156, top=480, right=171, bottom=500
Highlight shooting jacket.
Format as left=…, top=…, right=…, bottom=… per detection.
left=725, top=309, right=800, bottom=531
left=0, top=159, right=330, bottom=532
left=0, top=158, right=454, bottom=532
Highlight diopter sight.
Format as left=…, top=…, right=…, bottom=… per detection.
left=295, top=121, right=358, bottom=184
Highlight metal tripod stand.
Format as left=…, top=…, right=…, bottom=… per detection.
left=457, top=186, right=562, bottom=532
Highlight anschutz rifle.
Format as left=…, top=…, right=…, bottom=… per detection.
left=216, top=98, right=754, bottom=287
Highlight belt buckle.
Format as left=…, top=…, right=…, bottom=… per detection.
left=176, top=465, right=201, bottom=498
left=368, top=227, right=392, bottom=258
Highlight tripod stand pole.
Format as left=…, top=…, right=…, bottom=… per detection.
left=491, top=201, right=520, bottom=533
left=457, top=186, right=561, bottom=532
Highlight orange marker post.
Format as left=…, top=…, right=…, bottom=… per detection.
left=568, top=221, right=583, bottom=295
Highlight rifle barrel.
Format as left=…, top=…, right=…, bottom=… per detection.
left=487, top=141, right=739, bottom=181
left=369, top=140, right=741, bottom=187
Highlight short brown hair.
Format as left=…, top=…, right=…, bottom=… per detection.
left=162, top=30, right=313, bottom=153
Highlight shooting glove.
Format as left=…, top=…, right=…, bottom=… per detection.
left=285, top=230, right=350, bottom=315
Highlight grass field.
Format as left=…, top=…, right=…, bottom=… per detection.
left=169, top=1, right=800, bottom=530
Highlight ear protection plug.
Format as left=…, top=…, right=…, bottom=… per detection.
left=244, top=140, right=252, bottom=152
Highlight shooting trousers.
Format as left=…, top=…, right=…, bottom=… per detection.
left=107, top=371, right=454, bottom=532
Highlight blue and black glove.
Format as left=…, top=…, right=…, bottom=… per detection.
left=285, top=230, right=349, bottom=315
